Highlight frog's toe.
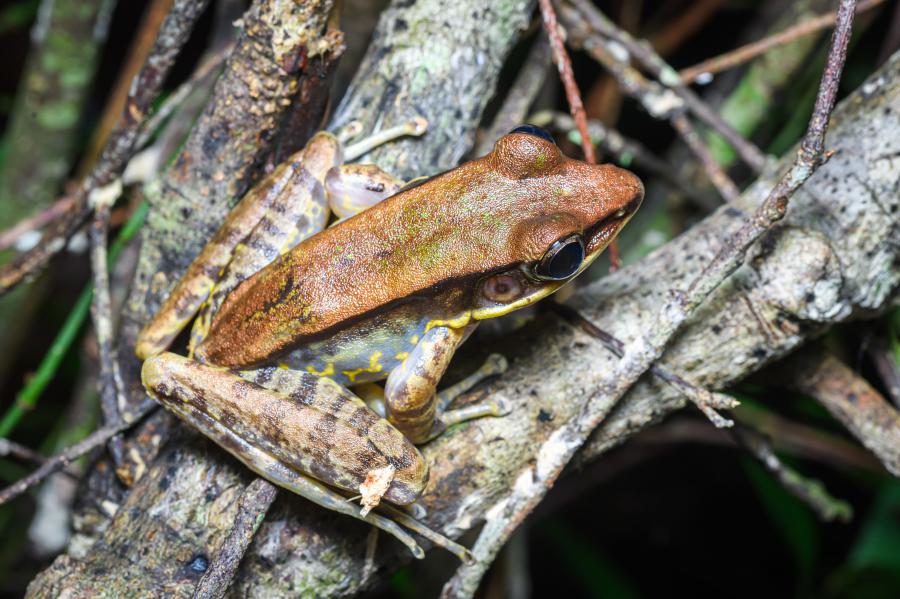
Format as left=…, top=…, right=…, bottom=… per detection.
left=491, top=397, right=512, bottom=417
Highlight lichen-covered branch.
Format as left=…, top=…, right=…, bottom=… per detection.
left=329, top=0, right=535, bottom=179
left=789, top=346, right=900, bottom=476
left=0, top=0, right=113, bottom=228
left=0, top=0, right=114, bottom=387
left=26, top=13, right=900, bottom=589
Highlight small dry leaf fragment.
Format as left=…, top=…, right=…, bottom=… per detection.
left=359, top=464, right=396, bottom=516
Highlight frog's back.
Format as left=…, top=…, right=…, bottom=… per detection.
left=195, top=133, right=641, bottom=369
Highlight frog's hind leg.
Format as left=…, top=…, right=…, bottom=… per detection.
left=187, top=133, right=345, bottom=353
left=134, top=158, right=307, bottom=359
left=244, top=366, right=474, bottom=562
left=143, top=353, right=471, bottom=561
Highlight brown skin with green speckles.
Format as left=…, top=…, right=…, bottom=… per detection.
left=197, top=132, right=643, bottom=368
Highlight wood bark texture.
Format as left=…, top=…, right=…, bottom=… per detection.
left=26, top=5, right=900, bottom=599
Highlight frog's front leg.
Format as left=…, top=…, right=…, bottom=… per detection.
left=385, top=325, right=510, bottom=444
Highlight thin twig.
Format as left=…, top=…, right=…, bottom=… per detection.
left=680, top=0, right=885, bottom=84
left=0, top=0, right=211, bottom=299
left=0, top=438, right=48, bottom=467
left=789, top=346, right=900, bottom=477
left=730, top=425, right=852, bottom=521
left=0, top=194, right=76, bottom=252
left=80, top=0, right=177, bottom=174
left=640, top=411, right=883, bottom=474
left=671, top=112, right=741, bottom=202
left=0, top=438, right=81, bottom=480
left=192, top=478, right=278, bottom=599
left=558, top=6, right=741, bottom=204
left=651, top=0, right=722, bottom=57
left=0, top=202, right=149, bottom=439
left=540, top=0, right=595, bottom=164
left=0, top=404, right=155, bottom=506
left=566, top=0, right=768, bottom=173
left=549, top=302, right=738, bottom=427
left=538, top=0, right=622, bottom=268
left=88, top=183, right=127, bottom=429
left=135, top=41, right=234, bottom=151
left=868, top=336, right=900, bottom=407
left=442, top=2, right=857, bottom=596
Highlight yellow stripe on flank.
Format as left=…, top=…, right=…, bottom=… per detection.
left=395, top=351, right=409, bottom=361
left=306, top=362, right=335, bottom=377
left=424, top=312, right=472, bottom=332
left=343, top=351, right=383, bottom=383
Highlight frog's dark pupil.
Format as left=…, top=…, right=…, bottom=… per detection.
left=538, top=238, right=583, bottom=280
left=510, top=124, right=556, bottom=144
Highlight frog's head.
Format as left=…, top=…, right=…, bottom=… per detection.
left=471, top=124, right=643, bottom=320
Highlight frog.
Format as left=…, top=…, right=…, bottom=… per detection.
left=136, top=121, right=643, bottom=560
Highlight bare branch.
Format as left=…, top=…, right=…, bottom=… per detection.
left=192, top=479, right=278, bottom=599
left=442, top=2, right=858, bottom=596
left=0, top=405, right=154, bottom=506
left=566, top=0, right=768, bottom=172
left=789, top=346, right=900, bottom=477
left=558, top=5, right=742, bottom=204
left=680, top=0, right=885, bottom=84
left=0, top=0, right=212, bottom=298
left=731, top=425, right=852, bottom=521
left=475, top=35, right=551, bottom=156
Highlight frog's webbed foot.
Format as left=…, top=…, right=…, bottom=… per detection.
left=436, top=353, right=508, bottom=412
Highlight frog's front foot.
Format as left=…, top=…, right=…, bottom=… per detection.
left=424, top=353, right=511, bottom=442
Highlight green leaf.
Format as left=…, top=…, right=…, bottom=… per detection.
left=848, top=481, right=900, bottom=574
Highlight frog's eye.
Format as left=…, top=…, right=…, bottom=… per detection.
left=534, top=235, right=584, bottom=280
left=510, top=124, right=556, bottom=145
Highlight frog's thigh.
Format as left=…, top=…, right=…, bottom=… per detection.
left=143, top=353, right=427, bottom=503
left=135, top=158, right=301, bottom=359
left=144, top=356, right=428, bottom=557
left=325, top=164, right=404, bottom=219
left=190, top=165, right=330, bottom=351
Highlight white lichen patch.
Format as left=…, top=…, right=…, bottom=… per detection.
left=535, top=428, right=579, bottom=481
